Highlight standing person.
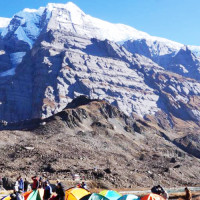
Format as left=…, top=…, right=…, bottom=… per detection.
left=16, top=190, right=24, bottom=200
left=185, top=187, right=192, bottom=200
left=24, top=178, right=29, bottom=192
left=14, top=178, right=20, bottom=193
left=18, top=176, right=24, bottom=192
left=43, top=181, right=52, bottom=200
left=81, top=182, right=87, bottom=189
left=39, top=177, right=44, bottom=189
left=31, top=176, right=39, bottom=190
left=56, top=183, right=65, bottom=200
left=0, top=176, right=2, bottom=186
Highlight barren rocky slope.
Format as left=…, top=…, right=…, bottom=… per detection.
left=0, top=97, right=200, bottom=188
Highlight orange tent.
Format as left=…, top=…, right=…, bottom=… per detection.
left=141, top=194, right=165, bottom=200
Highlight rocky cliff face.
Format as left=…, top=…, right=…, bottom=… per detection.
left=123, top=40, right=200, bottom=81
left=0, top=2, right=200, bottom=136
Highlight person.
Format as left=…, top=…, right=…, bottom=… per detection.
left=31, top=176, right=39, bottom=190
left=24, top=178, right=29, bottom=192
left=43, top=181, right=52, bottom=200
left=0, top=176, right=2, bottom=186
left=81, top=182, right=87, bottom=189
left=159, top=185, right=168, bottom=200
left=185, top=187, right=192, bottom=200
left=16, top=190, right=24, bottom=200
left=151, top=185, right=168, bottom=200
left=56, top=180, right=60, bottom=185
left=151, top=185, right=162, bottom=195
left=18, top=176, right=24, bottom=192
left=39, top=177, right=44, bottom=189
left=56, top=182, right=65, bottom=200
left=14, top=178, right=19, bottom=193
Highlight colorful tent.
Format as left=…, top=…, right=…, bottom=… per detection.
left=0, top=195, right=11, bottom=200
left=141, top=194, right=165, bottom=200
left=26, top=189, right=44, bottom=200
left=0, top=189, right=42, bottom=200
left=65, top=188, right=91, bottom=200
left=81, top=193, right=110, bottom=200
left=117, top=194, right=140, bottom=200
left=99, top=190, right=122, bottom=200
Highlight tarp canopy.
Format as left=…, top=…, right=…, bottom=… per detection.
left=81, top=193, right=110, bottom=200
left=65, top=188, right=90, bottom=200
left=0, top=189, right=42, bottom=200
left=99, top=190, right=122, bottom=200
left=24, top=191, right=33, bottom=200
left=26, top=189, right=44, bottom=200
left=141, top=193, right=165, bottom=200
left=0, top=195, right=11, bottom=200
left=117, top=194, right=140, bottom=200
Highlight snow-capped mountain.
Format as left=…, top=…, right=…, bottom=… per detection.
left=0, top=2, right=200, bottom=135
left=1, top=2, right=200, bottom=79
left=0, top=17, right=11, bottom=32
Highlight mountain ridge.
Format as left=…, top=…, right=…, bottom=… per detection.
left=0, top=1, right=200, bottom=134
left=0, top=2, right=199, bottom=55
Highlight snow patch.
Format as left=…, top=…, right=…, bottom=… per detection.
left=23, top=8, right=40, bottom=13
left=10, top=52, right=26, bottom=67
left=0, top=52, right=26, bottom=77
left=0, top=68, right=15, bottom=77
left=188, top=45, right=200, bottom=58
left=0, top=17, right=11, bottom=34
left=0, top=17, right=11, bottom=28
left=15, top=26, right=33, bottom=48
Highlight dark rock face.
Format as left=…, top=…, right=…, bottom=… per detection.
left=174, top=134, right=200, bottom=159
left=167, top=47, right=200, bottom=80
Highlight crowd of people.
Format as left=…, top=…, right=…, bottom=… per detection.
left=8, top=176, right=192, bottom=200
left=11, top=176, right=64, bottom=200
left=10, top=176, right=87, bottom=200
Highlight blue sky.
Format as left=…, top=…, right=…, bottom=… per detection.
left=1, top=0, right=200, bottom=46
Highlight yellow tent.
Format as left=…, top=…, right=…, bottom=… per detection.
left=65, top=188, right=90, bottom=200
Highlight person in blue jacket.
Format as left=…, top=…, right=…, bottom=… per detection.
left=43, top=181, right=52, bottom=200
left=18, top=176, right=24, bottom=192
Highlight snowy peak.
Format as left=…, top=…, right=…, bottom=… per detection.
left=46, top=1, right=85, bottom=14
left=0, top=1, right=197, bottom=55
left=45, top=1, right=153, bottom=43
left=0, top=17, right=11, bottom=28
left=0, top=1, right=200, bottom=81
left=1, top=6, right=46, bottom=48
left=0, top=17, right=11, bottom=34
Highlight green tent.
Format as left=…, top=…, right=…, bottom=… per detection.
left=81, top=193, right=110, bottom=200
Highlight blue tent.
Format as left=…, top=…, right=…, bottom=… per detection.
left=99, top=190, right=122, bottom=200
left=117, top=194, right=140, bottom=200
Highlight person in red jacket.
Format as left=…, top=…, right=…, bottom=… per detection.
left=31, top=176, right=39, bottom=190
